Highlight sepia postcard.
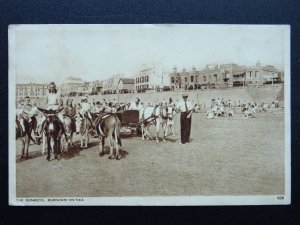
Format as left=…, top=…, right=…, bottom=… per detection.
left=9, top=24, right=290, bottom=206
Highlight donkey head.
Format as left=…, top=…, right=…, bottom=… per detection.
left=38, top=107, right=63, bottom=136
left=75, top=112, right=83, bottom=135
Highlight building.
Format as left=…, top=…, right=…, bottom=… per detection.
left=119, top=78, right=135, bottom=93
left=169, top=62, right=281, bottom=89
left=135, top=65, right=169, bottom=91
left=102, top=74, right=134, bottom=94
left=60, top=76, right=86, bottom=96
left=87, top=80, right=103, bottom=94
left=16, top=83, right=48, bottom=100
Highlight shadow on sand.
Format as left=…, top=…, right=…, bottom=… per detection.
left=16, top=139, right=129, bottom=162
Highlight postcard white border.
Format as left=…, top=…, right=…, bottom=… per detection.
left=8, top=24, right=291, bottom=206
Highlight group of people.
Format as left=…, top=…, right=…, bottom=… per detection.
left=16, top=82, right=197, bottom=148
left=205, top=97, right=280, bottom=119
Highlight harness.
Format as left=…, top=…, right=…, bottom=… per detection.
left=139, top=107, right=158, bottom=126
left=93, top=113, right=115, bottom=137
left=160, top=106, right=169, bottom=120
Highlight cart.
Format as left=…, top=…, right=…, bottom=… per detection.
left=115, top=110, right=142, bottom=135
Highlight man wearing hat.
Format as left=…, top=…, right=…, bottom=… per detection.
left=178, top=93, right=194, bottom=144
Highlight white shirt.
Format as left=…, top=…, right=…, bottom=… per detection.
left=47, top=93, right=59, bottom=105
left=129, top=102, right=143, bottom=110
left=177, top=99, right=193, bottom=112
left=81, top=102, right=91, bottom=112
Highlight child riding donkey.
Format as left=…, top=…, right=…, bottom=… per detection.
left=35, top=82, right=66, bottom=156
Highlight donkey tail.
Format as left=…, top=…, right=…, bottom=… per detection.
left=113, top=116, right=122, bottom=147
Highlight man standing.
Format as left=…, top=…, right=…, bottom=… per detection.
left=178, top=93, right=194, bottom=144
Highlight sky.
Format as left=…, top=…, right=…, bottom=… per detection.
left=10, top=24, right=288, bottom=85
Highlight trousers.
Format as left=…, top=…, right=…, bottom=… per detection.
left=180, top=112, right=192, bottom=144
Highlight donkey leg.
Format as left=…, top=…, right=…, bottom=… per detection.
left=20, top=138, right=25, bottom=159
left=99, top=137, right=105, bottom=157
left=50, top=138, right=54, bottom=154
left=47, top=139, right=51, bottom=161
left=141, top=124, right=145, bottom=141
left=115, top=130, right=121, bottom=160
left=85, top=134, right=89, bottom=149
left=143, top=125, right=150, bottom=140
left=61, top=135, right=65, bottom=152
left=54, top=139, right=58, bottom=160
left=156, top=123, right=160, bottom=143
left=25, top=135, right=30, bottom=158
left=57, top=138, right=61, bottom=160
left=70, top=133, right=73, bottom=147
left=171, top=125, right=175, bottom=136
left=42, top=133, right=46, bottom=155
left=108, top=137, right=114, bottom=159
left=80, top=136, right=83, bottom=148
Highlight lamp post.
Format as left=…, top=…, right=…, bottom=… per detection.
left=117, top=78, right=121, bottom=103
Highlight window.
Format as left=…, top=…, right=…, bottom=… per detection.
left=191, top=76, right=194, bottom=82
left=185, top=77, right=187, bottom=82
left=171, top=77, right=175, bottom=83
left=195, top=76, right=198, bottom=82
left=203, top=76, right=206, bottom=82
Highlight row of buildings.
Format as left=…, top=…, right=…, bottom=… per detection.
left=16, top=61, right=283, bottom=100
left=169, top=62, right=283, bottom=90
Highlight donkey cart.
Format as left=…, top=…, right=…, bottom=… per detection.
left=115, top=110, right=142, bottom=135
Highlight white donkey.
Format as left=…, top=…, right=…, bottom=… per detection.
left=139, top=104, right=176, bottom=143
left=75, top=112, right=93, bottom=149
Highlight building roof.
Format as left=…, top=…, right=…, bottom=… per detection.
left=16, top=83, right=48, bottom=86
left=62, top=76, right=85, bottom=85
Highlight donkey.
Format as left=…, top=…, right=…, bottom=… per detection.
left=163, top=105, right=177, bottom=137
left=75, top=112, right=93, bottom=149
left=139, top=104, right=173, bottom=143
left=93, top=113, right=122, bottom=160
left=15, top=116, right=30, bottom=159
left=37, top=108, right=65, bottom=161
left=61, top=115, right=75, bottom=152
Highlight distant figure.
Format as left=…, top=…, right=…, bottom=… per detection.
left=129, top=97, right=143, bottom=110
left=92, top=101, right=103, bottom=113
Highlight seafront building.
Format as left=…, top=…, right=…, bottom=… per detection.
left=102, top=73, right=135, bottom=94
left=134, top=64, right=170, bottom=91
left=169, top=62, right=281, bottom=90
left=16, top=83, right=48, bottom=101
